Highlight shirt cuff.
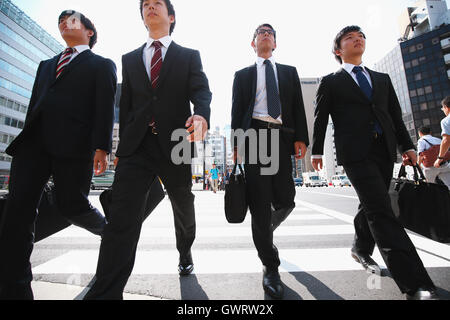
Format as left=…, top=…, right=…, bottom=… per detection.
left=403, top=149, right=415, bottom=154
left=311, top=155, right=323, bottom=159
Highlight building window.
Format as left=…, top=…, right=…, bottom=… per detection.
left=411, top=59, right=419, bottom=67
left=417, top=88, right=425, bottom=96
left=410, top=90, right=417, bottom=97
left=420, top=102, right=428, bottom=111
left=0, top=77, right=32, bottom=98
left=424, top=86, right=433, bottom=94
left=416, top=43, right=424, bottom=50
left=432, top=37, right=440, bottom=45
left=414, top=73, right=422, bottom=81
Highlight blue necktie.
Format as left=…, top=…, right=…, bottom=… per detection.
left=353, top=66, right=382, bottom=135
left=264, top=60, right=282, bottom=119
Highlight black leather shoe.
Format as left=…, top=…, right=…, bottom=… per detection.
left=271, top=205, right=295, bottom=231
left=351, top=249, right=381, bottom=275
left=406, top=287, right=440, bottom=300
left=262, top=267, right=284, bottom=299
left=178, top=251, right=194, bottom=276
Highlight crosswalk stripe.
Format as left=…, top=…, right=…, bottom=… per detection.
left=32, top=247, right=450, bottom=275
left=47, top=224, right=355, bottom=238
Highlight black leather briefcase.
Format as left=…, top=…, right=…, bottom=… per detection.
left=224, top=163, right=248, bottom=224
left=0, top=184, right=72, bottom=242
left=389, top=165, right=450, bottom=243
left=99, top=177, right=165, bottom=222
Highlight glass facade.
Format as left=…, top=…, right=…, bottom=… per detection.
left=374, top=45, right=417, bottom=143
left=400, top=24, right=450, bottom=137
left=0, top=76, right=31, bottom=98
left=0, top=0, right=64, bottom=172
left=0, top=21, right=51, bottom=60
left=0, top=0, right=63, bottom=54
left=0, top=58, right=35, bottom=84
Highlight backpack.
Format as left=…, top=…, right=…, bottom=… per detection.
left=420, top=138, right=450, bottom=168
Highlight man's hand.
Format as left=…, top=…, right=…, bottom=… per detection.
left=402, top=151, right=417, bottom=166
left=311, top=158, right=323, bottom=172
left=186, top=115, right=208, bottom=142
left=114, top=157, right=119, bottom=167
left=434, top=158, right=445, bottom=168
left=94, top=150, right=108, bottom=175
left=294, top=141, right=307, bottom=160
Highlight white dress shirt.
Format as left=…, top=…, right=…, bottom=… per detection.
left=342, top=62, right=372, bottom=88
left=143, top=35, right=172, bottom=80
left=252, top=56, right=282, bottom=124
left=69, top=45, right=90, bottom=63
left=417, top=135, right=442, bottom=154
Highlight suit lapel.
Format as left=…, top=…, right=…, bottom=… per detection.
left=51, top=50, right=93, bottom=86
left=156, top=41, right=182, bottom=91
left=365, top=67, right=380, bottom=103
left=131, top=43, right=153, bottom=91
left=249, top=64, right=257, bottom=110
left=337, top=68, right=371, bottom=103
left=275, top=63, right=287, bottom=114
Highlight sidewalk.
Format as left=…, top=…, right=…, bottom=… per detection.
left=31, top=281, right=167, bottom=300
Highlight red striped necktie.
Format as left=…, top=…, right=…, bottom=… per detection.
left=150, top=41, right=163, bottom=89
left=56, top=47, right=74, bottom=78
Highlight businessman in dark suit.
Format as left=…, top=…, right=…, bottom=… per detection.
left=0, top=10, right=117, bottom=300
left=84, top=0, right=211, bottom=300
left=231, top=24, right=309, bottom=299
left=311, top=26, right=438, bottom=300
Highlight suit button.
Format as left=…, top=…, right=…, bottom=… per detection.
left=153, top=96, right=158, bottom=101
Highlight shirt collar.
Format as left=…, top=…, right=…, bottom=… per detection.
left=256, top=55, right=276, bottom=67
left=342, top=62, right=366, bottom=74
left=72, top=45, right=90, bottom=54
left=146, top=35, right=172, bottom=49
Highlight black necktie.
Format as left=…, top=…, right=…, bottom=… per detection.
left=353, top=66, right=382, bottom=135
left=264, top=60, right=281, bottom=120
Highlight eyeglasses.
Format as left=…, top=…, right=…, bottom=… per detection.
left=256, top=29, right=275, bottom=36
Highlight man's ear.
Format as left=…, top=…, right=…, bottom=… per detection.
left=87, top=30, right=94, bottom=38
left=169, top=15, right=175, bottom=24
left=251, top=40, right=256, bottom=52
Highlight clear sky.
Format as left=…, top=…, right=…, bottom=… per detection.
left=11, top=0, right=450, bottom=127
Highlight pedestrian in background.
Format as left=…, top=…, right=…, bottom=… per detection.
left=433, top=97, right=450, bottom=183
left=210, top=164, right=219, bottom=193
left=417, top=126, right=450, bottom=189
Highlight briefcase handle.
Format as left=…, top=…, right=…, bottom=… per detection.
left=398, top=164, right=426, bottom=183
left=232, top=162, right=245, bottom=176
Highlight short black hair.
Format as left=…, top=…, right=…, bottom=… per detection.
left=140, top=0, right=176, bottom=35
left=253, top=24, right=277, bottom=42
left=442, top=96, right=450, bottom=108
left=419, top=126, right=431, bottom=135
left=58, top=10, right=97, bottom=49
left=333, top=25, right=366, bottom=64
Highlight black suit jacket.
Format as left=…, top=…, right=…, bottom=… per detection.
left=116, top=42, right=212, bottom=159
left=231, top=63, right=309, bottom=154
left=312, top=67, right=414, bottom=165
left=6, top=50, right=117, bottom=160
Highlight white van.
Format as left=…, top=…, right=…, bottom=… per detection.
left=331, top=175, right=351, bottom=187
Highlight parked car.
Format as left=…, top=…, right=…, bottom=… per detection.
left=293, top=177, right=303, bottom=187
left=91, top=170, right=115, bottom=190
left=0, top=175, right=9, bottom=190
left=320, top=178, right=329, bottom=187
left=331, top=175, right=352, bottom=187
left=302, top=172, right=321, bottom=187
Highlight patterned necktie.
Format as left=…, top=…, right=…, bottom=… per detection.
left=56, top=47, right=74, bottom=78
left=264, top=59, right=282, bottom=120
left=150, top=41, right=163, bottom=89
left=353, top=66, right=382, bottom=135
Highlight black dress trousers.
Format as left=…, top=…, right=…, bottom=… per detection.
left=85, top=129, right=195, bottom=299
left=343, top=135, right=435, bottom=294
left=244, top=121, right=296, bottom=271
